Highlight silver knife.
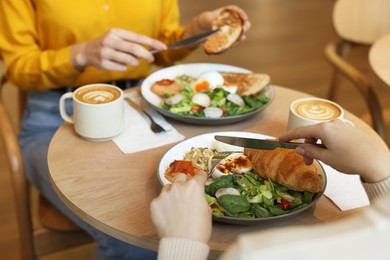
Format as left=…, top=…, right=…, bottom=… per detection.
left=214, top=135, right=325, bottom=150
left=150, top=29, right=219, bottom=54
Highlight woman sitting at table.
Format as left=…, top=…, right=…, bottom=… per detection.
left=0, top=1, right=250, bottom=259
left=150, top=119, right=390, bottom=260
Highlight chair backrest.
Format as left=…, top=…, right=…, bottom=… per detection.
left=325, top=41, right=386, bottom=138
left=0, top=75, right=92, bottom=259
left=0, top=76, right=35, bottom=258
left=325, top=0, right=390, bottom=141
left=333, top=0, right=390, bottom=44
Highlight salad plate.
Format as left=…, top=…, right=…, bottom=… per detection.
left=141, top=63, right=274, bottom=125
left=157, top=131, right=327, bottom=225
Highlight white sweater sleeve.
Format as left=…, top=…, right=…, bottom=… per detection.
left=157, top=237, right=209, bottom=260
left=361, top=176, right=390, bottom=201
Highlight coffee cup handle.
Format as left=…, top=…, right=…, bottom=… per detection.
left=59, top=92, right=74, bottom=124
left=338, top=118, right=355, bottom=127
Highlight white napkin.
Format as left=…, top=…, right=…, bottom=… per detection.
left=113, top=91, right=184, bottom=154
left=322, top=163, right=370, bottom=211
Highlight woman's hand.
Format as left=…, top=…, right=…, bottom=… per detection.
left=71, top=28, right=167, bottom=71
left=279, top=119, right=390, bottom=183
left=150, top=171, right=212, bottom=244
left=184, top=5, right=251, bottom=42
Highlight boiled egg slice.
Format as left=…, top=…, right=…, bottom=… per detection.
left=193, top=71, right=224, bottom=92
left=193, top=81, right=211, bottom=93
left=211, top=153, right=252, bottom=179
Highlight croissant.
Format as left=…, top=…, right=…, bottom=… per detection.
left=243, top=148, right=324, bottom=193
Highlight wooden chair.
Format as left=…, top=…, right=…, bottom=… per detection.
left=0, top=75, right=93, bottom=259
left=325, top=0, right=390, bottom=140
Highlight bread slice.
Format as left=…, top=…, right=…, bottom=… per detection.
left=221, top=72, right=271, bottom=96
left=204, top=9, right=244, bottom=54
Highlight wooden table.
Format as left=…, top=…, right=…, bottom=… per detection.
left=48, top=86, right=384, bottom=259
left=369, top=32, right=390, bottom=86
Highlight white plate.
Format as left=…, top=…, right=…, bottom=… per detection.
left=157, top=131, right=327, bottom=225
left=141, top=63, right=274, bottom=125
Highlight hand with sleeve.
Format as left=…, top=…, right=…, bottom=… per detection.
left=150, top=170, right=212, bottom=244
left=71, top=28, right=167, bottom=72
left=182, top=5, right=251, bottom=45
left=278, top=119, right=390, bottom=183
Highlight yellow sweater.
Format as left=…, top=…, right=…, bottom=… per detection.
left=0, top=0, right=190, bottom=90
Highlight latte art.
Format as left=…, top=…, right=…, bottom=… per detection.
left=75, top=86, right=121, bottom=104
left=293, top=100, right=341, bottom=120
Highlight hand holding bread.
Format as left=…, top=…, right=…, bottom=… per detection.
left=203, top=9, right=244, bottom=54
left=182, top=5, right=250, bottom=54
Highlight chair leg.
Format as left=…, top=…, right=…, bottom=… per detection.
left=328, top=41, right=351, bottom=101
left=38, top=195, right=83, bottom=231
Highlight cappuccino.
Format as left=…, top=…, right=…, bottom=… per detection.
left=287, top=98, right=344, bottom=130
left=59, top=84, right=125, bottom=142
left=293, top=99, right=341, bottom=121
left=75, top=85, right=121, bottom=104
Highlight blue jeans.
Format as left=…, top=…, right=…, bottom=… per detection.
left=19, top=90, right=157, bottom=260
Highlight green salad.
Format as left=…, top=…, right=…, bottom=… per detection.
left=159, top=74, right=270, bottom=118
left=205, top=172, right=316, bottom=218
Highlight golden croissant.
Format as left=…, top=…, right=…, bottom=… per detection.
left=244, top=148, right=325, bottom=193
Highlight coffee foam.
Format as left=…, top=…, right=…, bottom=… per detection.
left=293, top=100, right=341, bottom=120
left=76, top=86, right=121, bottom=104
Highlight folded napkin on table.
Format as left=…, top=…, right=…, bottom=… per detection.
left=322, top=163, right=370, bottom=211
left=113, top=91, right=185, bottom=154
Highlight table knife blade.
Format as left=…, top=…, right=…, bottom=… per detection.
left=214, top=135, right=325, bottom=150
left=150, top=29, right=219, bottom=54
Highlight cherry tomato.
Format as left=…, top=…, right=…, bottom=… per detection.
left=279, top=199, right=290, bottom=211
left=220, top=106, right=227, bottom=115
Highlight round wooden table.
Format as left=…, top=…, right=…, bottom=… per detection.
left=369, top=32, right=390, bottom=86
left=48, top=86, right=384, bottom=259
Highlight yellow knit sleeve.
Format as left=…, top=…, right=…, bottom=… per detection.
left=154, top=0, right=194, bottom=66
left=0, top=0, right=80, bottom=90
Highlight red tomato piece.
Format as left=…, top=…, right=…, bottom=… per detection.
left=170, top=160, right=196, bottom=176
left=156, top=79, right=175, bottom=86
left=279, top=198, right=291, bottom=211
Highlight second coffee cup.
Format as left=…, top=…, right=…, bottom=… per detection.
left=59, top=84, right=124, bottom=142
left=287, top=97, right=344, bottom=130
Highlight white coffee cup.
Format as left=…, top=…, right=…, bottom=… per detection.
left=287, top=97, right=344, bottom=130
left=59, top=84, right=125, bottom=142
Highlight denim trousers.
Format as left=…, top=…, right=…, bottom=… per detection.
left=18, top=90, right=157, bottom=260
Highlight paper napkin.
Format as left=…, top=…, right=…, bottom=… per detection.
left=322, top=163, right=370, bottom=211
left=113, top=91, right=185, bottom=154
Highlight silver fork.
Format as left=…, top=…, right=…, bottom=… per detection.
left=125, top=97, right=166, bottom=134
left=208, top=151, right=241, bottom=177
